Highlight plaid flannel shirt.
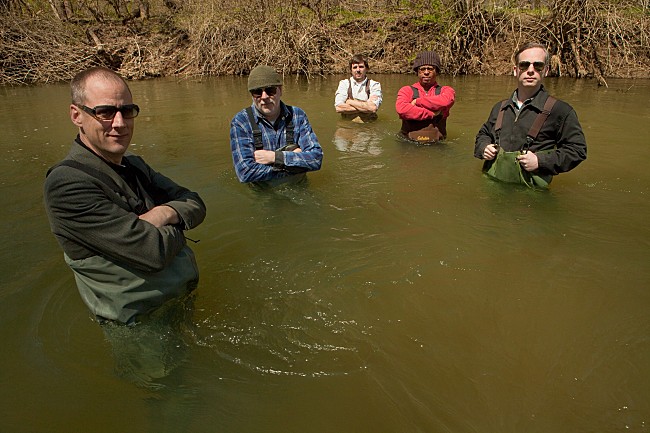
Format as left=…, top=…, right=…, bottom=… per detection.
left=230, top=102, right=323, bottom=183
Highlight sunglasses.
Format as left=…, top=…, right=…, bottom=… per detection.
left=76, top=104, right=140, bottom=121
left=518, top=61, right=546, bottom=72
left=250, top=87, right=278, bottom=97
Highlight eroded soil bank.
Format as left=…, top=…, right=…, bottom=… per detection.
left=1, top=0, right=649, bottom=85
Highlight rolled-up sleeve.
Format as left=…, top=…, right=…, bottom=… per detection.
left=334, top=79, right=349, bottom=107
left=370, top=80, right=383, bottom=108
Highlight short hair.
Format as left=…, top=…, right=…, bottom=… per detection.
left=514, top=42, right=550, bottom=65
left=349, top=54, right=369, bottom=70
left=71, top=67, right=131, bottom=105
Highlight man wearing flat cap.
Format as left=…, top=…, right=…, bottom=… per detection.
left=395, top=51, right=456, bottom=143
left=230, top=65, right=323, bottom=184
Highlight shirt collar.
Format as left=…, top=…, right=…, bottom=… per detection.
left=513, top=84, right=545, bottom=109
left=74, top=134, right=127, bottom=169
left=251, top=101, right=291, bottom=129
left=350, top=77, right=368, bottom=86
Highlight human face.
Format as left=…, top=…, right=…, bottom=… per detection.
left=417, top=65, right=437, bottom=88
left=514, top=47, right=548, bottom=90
left=70, top=77, right=134, bottom=164
left=252, top=85, right=283, bottom=122
left=351, top=62, right=367, bottom=83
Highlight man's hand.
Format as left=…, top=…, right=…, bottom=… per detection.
left=483, top=144, right=499, bottom=160
left=516, top=151, right=539, bottom=171
left=254, top=149, right=276, bottom=165
left=139, top=205, right=180, bottom=228
left=343, top=98, right=377, bottom=113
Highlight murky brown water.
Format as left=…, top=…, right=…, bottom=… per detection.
left=1, top=74, right=649, bottom=432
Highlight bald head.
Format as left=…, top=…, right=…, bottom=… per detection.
left=71, top=67, right=132, bottom=106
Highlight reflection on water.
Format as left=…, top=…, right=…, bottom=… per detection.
left=333, top=120, right=384, bottom=155
left=1, top=75, right=650, bottom=433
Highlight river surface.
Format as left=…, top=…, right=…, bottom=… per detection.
left=1, top=74, right=649, bottom=433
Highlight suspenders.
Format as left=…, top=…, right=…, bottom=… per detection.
left=245, top=106, right=295, bottom=150
left=494, top=96, right=557, bottom=150
left=410, top=85, right=442, bottom=99
left=347, top=78, right=371, bottom=100
left=46, top=159, right=149, bottom=215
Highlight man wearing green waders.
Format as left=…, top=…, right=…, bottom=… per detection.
left=474, top=42, right=587, bottom=188
left=44, top=67, right=206, bottom=325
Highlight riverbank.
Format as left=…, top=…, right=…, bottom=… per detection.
left=1, top=0, right=649, bottom=85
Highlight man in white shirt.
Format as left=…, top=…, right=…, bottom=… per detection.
left=334, top=54, right=382, bottom=122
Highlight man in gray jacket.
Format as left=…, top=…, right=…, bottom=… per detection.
left=44, top=67, right=206, bottom=325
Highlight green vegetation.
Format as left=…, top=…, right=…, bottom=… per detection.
left=1, top=0, right=649, bottom=85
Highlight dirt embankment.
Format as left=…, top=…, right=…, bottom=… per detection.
left=1, top=0, right=649, bottom=86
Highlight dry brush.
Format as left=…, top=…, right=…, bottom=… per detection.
left=0, top=0, right=648, bottom=84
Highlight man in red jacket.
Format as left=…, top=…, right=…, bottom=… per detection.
left=395, top=51, right=456, bottom=143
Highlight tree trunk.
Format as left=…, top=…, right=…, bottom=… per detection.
left=86, top=28, right=104, bottom=51
left=138, top=0, right=149, bottom=19
left=47, top=0, right=68, bottom=21
left=63, top=0, right=73, bottom=18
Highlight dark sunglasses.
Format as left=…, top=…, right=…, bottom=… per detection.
left=250, top=87, right=278, bottom=97
left=76, top=104, right=140, bottom=121
left=518, top=61, right=546, bottom=72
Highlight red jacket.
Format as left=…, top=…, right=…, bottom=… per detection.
left=395, top=82, right=455, bottom=141
left=395, top=81, right=455, bottom=121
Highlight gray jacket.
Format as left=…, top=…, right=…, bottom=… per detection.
left=44, top=140, right=206, bottom=323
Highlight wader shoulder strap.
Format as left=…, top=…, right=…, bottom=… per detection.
left=410, top=85, right=441, bottom=100
left=285, top=105, right=295, bottom=147
left=46, top=159, right=148, bottom=214
left=524, top=96, right=557, bottom=149
left=347, top=79, right=371, bottom=100
left=494, top=99, right=509, bottom=133
left=494, top=96, right=557, bottom=150
left=527, top=96, right=557, bottom=140
left=495, top=96, right=557, bottom=137
left=47, top=160, right=122, bottom=195
left=246, top=106, right=295, bottom=149
left=245, top=107, right=263, bottom=150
